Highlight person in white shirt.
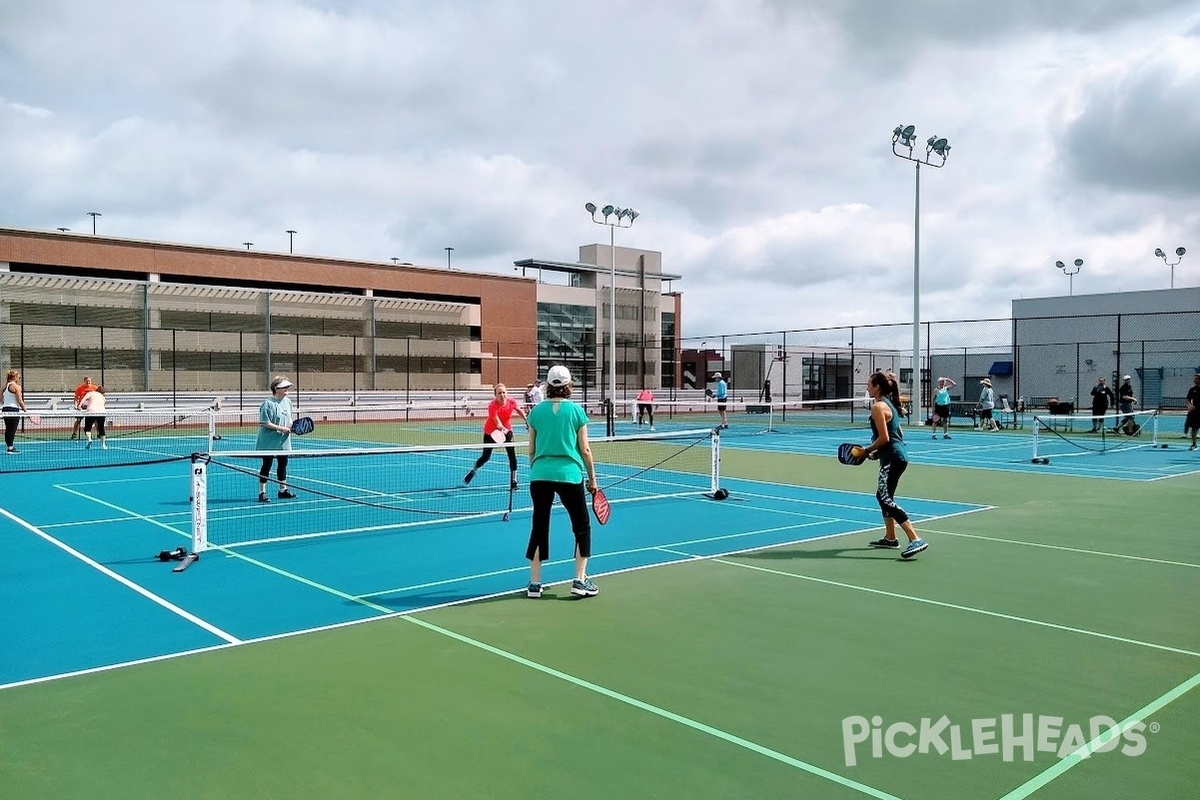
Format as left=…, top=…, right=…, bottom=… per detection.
left=80, top=386, right=109, bottom=449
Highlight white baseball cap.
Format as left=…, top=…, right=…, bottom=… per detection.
left=1122, top=375, right=1131, bottom=381
left=713, top=372, right=722, bottom=378
left=546, top=365, right=572, bottom=387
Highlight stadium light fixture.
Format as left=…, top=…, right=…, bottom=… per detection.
left=1154, top=246, right=1187, bottom=289
left=1056, top=257, right=1083, bottom=296
left=889, top=124, right=952, bottom=425
left=87, top=211, right=102, bottom=234
left=445, top=246, right=454, bottom=270
left=585, top=200, right=640, bottom=413
left=286, top=229, right=297, bottom=253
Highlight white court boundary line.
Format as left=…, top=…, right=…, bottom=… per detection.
left=0, top=505, right=238, bottom=645
left=921, top=527, right=1200, bottom=569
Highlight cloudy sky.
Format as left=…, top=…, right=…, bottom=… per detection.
left=2, top=0, right=1198, bottom=340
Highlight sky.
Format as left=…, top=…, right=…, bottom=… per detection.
left=2, top=0, right=1198, bottom=341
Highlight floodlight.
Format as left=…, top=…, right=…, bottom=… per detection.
left=601, top=205, right=615, bottom=217
left=585, top=202, right=597, bottom=214
left=1155, top=248, right=1165, bottom=258
left=1177, top=247, right=1187, bottom=257
left=1055, top=261, right=1065, bottom=269
left=627, top=209, right=640, bottom=221
left=929, top=137, right=950, bottom=157
left=901, top=124, right=915, bottom=142
left=1074, top=258, right=1083, bottom=267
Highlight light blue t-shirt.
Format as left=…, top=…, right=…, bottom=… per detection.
left=979, top=387, right=995, bottom=410
left=715, top=379, right=728, bottom=401
left=256, top=396, right=293, bottom=450
left=934, top=386, right=951, bottom=406
left=527, top=399, right=588, bottom=483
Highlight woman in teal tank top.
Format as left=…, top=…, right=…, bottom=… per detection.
left=863, top=371, right=928, bottom=559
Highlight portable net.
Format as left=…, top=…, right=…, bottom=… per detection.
left=1, top=406, right=217, bottom=473
left=190, top=428, right=717, bottom=551
left=620, top=397, right=865, bottom=437
left=1031, top=409, right=1160, bottom=461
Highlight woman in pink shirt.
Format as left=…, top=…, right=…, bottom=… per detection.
left=464, top=383, right=529, bottom=489
left=636, top=387, right=655, bottom=430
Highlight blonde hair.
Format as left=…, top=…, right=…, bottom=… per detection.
left=5, top=370, right=18, bottom=382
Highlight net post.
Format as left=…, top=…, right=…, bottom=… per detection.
left=190, top=453, right=209, bottom=557
left=1031, top=415, right=1041, bottom=461
left=710, top=428, right=721, bottom=493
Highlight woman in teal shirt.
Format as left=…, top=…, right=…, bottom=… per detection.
left=863, top=371, right=927, bottom=559
left=524, top=365, right=599, bottom=598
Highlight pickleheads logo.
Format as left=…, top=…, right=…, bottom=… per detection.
left=841, top=714, right=1153, bottom=767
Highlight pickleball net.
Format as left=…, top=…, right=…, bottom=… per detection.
left=620, top=397, right=865, bottom=437
left=1031, top=408, right=1160, bottom=461
left=189, top=427, right=719, bottom=552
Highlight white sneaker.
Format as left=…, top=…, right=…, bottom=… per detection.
left=101, top=441, right=108, bottom=449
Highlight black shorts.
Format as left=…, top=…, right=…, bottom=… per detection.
left=980, top=409, right=994, bottom=420
left=1186, top=410, right=1200, bottom=430
left=934, top=404, right=950, bottom=418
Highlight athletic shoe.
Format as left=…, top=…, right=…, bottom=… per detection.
left=278, top=489, right=297, bottom=499
left=510, top=479, right=519, bottom=491
left=463, top=469, right=476, bottom=485
left=943, top=434, right=951, bottom=439
left=1190, top=445, right=1197, bottom=451
left=85, top=439, right=92, bottom=449
left=932, top=434, right=937, bottom=440
left=526, top=582, right=542, bottom=599
left=869, top=537, right=900, bottom=549
left=570, top=578, right=599, bottom=597
left=101, top=441, right=107, bottom=449
left=5, top=448, right=18, bottom=455
left=70, top=433, right=78, bottom=440
left=901, top=539, right=929, bottom=559
left=258, top=493, right=270, bottom=503
left=649, top=426, right=655, bottom=432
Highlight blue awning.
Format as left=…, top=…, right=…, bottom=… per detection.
left=988, top=361, right=1013, bottom=376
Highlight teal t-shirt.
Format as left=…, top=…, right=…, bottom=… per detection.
left=527, top=399, right=589, bottom=483
left=256, top=396, right=293, bottom=451
left=869, top=398, right=908, bottom=463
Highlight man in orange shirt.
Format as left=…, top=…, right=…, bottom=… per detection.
left=71, top=376, right=97, bottom=440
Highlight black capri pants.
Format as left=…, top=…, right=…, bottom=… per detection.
left=259, top=455, right=289, bottom=484
left=525, top=479, right=592, bottom=561
left=83, top=416, right=107, bottom=437
left=875, top=458, right=910, bottom=525
left=472, top=430, right=517, bottom=472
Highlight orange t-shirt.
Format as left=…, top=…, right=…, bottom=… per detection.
left=73, top=383, right=94, bottom=408
left=637, top=389, right=654, bottom=403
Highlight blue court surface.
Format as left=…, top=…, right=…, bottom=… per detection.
left=0, top=456, right=982, bottom=687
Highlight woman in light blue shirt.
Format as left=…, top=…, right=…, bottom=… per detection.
left=256, top=376, right=297, bottom=502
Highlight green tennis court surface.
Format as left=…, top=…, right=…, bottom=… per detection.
left=1, top=426, right=1195, bottom=799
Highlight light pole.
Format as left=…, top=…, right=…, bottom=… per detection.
left=243, top=242, right=253, bottom=250
left=87, top=211, right=101, bottom=234
left=286, top=229, right=297, bottom=253
left=891, top=125, right=951, bottom=424
left=1055, top=258, right=1083, bottom=296
left=586, top=202, right=639, bottom=406
left=391, top=257, right=400, bottom=265
left=56, top=227, right=69, bottom=232
left=445, top=247, right=454, bottom=270
left=1154, top=246, right=1186, bottom=289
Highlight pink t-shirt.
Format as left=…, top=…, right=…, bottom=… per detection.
left=484, top=397, right=520, bottom=435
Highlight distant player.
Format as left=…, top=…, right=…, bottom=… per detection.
left=636, top=387, right=655, bottom=431
left=79, top=385, right=108, bottom=449
left=464, top=383, right=528, bottom=490
left=713, top=372, right=729, bottom=429
left=932, top=377, right=955, bottom=439
left=256, top=376, right=296, bottom=502
left=1185, top=373, right=1199, bottom=451
left=71, top=375, right=97, bottom=440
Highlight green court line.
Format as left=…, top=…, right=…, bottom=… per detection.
left=0, top=505, right=240, bottom=645
left=922, top=527, right=1200, bottom=569
left=995, top=670, right=1200, bottom=800
left=700, top=556, right=1200, bottom=658
left=402, top=615, right=909, bottom=800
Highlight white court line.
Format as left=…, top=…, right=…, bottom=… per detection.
left=0, top=505, right=238, bottom=645
left=921, top=527, right=1200, bottom=569
left=691, top=555, right=1200, bottom=659
left=997, top=669, right=1200, bottom=800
